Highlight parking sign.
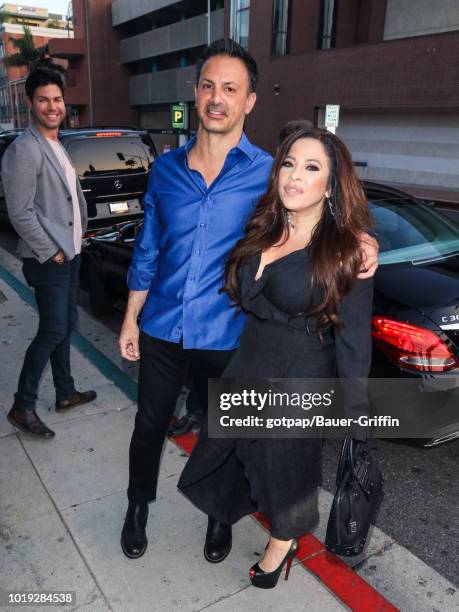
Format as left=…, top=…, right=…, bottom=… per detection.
left=171, top=104, right=187, bottom=129
left=325, top=105, right=340, bottom=128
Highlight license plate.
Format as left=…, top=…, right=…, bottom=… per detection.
left=109, top=201, right=129, bottom=214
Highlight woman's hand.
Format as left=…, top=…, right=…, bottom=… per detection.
left=358, top=233, right=379, bottom=279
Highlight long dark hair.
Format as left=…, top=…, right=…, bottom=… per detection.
left=224, top=127, right=371, bottom=332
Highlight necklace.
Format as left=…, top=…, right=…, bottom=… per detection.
left=287, top=212, right=295, bottom=228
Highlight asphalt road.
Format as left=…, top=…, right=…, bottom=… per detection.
left=1, top=223, right=458, bottom=587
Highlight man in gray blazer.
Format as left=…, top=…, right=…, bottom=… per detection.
left=2, top=69, right=96, bottom=439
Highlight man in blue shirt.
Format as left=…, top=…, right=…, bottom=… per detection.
left=119, top=39, right=378, bottom=561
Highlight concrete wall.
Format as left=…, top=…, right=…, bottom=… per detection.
left=120, top=10, right=224, bottom=64
left=112, top=0, right=178, bottom=27
left=337, top=110, right=459, bottom=189
left=130, top=65, right=196, bottom=106
left=384, top=0, right=459, bottom=40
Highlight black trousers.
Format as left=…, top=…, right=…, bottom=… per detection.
left=184, top=371, right=206, bottom=422
left=14, top=256, right=80, bottom=410
left=128, top=332, right=235, bottom=503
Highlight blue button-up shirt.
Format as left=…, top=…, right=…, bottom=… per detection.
left=127, top=133, right=273, bottom=350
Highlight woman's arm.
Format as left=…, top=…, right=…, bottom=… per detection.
left=335, top=278, right=374, bottom=440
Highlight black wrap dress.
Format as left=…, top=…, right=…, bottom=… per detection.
left=178, top=245, right=373, bottom=540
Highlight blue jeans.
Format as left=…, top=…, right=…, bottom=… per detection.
left=14, top=255, right=80, bottom=410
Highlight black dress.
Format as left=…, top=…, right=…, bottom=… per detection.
left=178, top=245, right=373, bottom=540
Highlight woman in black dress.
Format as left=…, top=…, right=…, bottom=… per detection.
left=178, top=126, right=373, bottom=588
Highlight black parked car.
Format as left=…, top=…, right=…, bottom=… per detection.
left=82, top=182, right=459, bottom=445
left=80, top=219, right=138, bottom=316
left=0, top=127, right=157, bottom=231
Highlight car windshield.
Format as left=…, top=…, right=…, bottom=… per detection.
left=369, top=197, right=459, bottom=265
left=66, top=135, right=154, bottom=178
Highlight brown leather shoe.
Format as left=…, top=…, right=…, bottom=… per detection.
left=55, top=390, right=97, bottom=413
left=7, top=408, right=55, bottom=439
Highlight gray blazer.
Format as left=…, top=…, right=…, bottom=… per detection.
left=1, top=124, right=88, bottom=263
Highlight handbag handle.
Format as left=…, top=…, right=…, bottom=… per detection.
left=336, top=433, right=369, bottom=488
left=335, top=433, right=352, bottom=486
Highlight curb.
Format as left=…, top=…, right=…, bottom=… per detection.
left=170, top=431, right=398, bottom=612
left=0, top=260, right=398, bottom=612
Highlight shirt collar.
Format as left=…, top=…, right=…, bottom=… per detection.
left=236, top=132, right=257, bottom=161
left=180, top=132, right=256, bottom=162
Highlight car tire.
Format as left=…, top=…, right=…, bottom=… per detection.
left=86, top=255, right=114, bottom=318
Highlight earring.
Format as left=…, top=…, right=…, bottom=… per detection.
left=327, top=197, right=335, bottom=219
left=286, top=211, right=295, bottom=228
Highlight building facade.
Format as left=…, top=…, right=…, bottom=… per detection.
left=111, top=0, right=225, bottom=150
left=48, top=0, right=139, bottom=128
left=0, top=3, right=72, bottom=129
left=229, top=0, right=459, bottom=200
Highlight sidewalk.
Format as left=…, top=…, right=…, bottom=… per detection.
left=1, top=247, right=458, bottom=612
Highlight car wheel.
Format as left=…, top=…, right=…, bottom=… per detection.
left=86, top=255, right=114, bottom=318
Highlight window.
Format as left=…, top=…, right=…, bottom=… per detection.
left=272, top=0, right=290, bottom=56
left=318, top=0, right=339, bottom=49
left=231, top=0, right=250, bottom=49
left=66, top=136, right=154, bottom=178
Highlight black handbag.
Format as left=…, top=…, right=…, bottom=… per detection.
left=325, top=434, right=384, bottom=556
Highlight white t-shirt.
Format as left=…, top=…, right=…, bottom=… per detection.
left=46, top=137, right=83, bottom=255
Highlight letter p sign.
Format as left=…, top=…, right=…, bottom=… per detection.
left=171, top=104, right=187, bottom=129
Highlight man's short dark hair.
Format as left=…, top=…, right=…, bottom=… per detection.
left=278, top=119, right=314, bottom=145
left=196, top=38, right=259, bottom=93
left=25, top=68, right=65, bottom=101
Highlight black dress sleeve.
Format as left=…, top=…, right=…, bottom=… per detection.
left=335, top=278, right=374, bottom=440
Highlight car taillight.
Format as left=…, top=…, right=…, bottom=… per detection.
left=371, top=316, right=458, bottom=372
left=83, top=231, right=97, bottom=238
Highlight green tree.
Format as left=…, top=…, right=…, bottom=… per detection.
left=2, top=25, right=54, bottom=71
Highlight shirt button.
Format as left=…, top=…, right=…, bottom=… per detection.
left=200, top=223, right=206, bottom=228
left=68, top=221, right=73, bottom=226
left=196, top=249, right=201, bottom=255
left=67, top=196, right=72, bottom=202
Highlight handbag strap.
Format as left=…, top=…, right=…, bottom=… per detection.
left=335, top=433, right=352, bottom=487
left=349, top=436, right=373, bottom=494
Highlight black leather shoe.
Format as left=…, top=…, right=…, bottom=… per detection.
left=204, top=517, right=232, bottom=563
left=121, top=502, right=148, bottom=559
left=7, top=408, right=55, bottom=439
left=55, top=390, right=97, bottom=413
left=168, top=413, right=201, bottom=436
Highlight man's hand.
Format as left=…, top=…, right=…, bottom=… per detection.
left=119, top=317, right=140, bottom=361
left=51, top=249, right=65, bottom=264
left=358, top=232, right=379, bottom=279
left=118, top=290, right=148, bottom=361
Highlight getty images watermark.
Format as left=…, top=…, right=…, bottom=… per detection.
left=207, top=378, right=459, bottom=439
left=218, top=389, right=398, bottom=431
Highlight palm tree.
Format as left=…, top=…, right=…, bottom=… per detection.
left=2, top=25, right=54, bottom=71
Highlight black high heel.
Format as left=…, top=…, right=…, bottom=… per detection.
left=249, top=539, right=298, bottom=589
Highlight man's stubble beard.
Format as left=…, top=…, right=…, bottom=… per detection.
left=199, top=113, right=245, bottom=138
left=34, top=112, right=65, bottom=131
